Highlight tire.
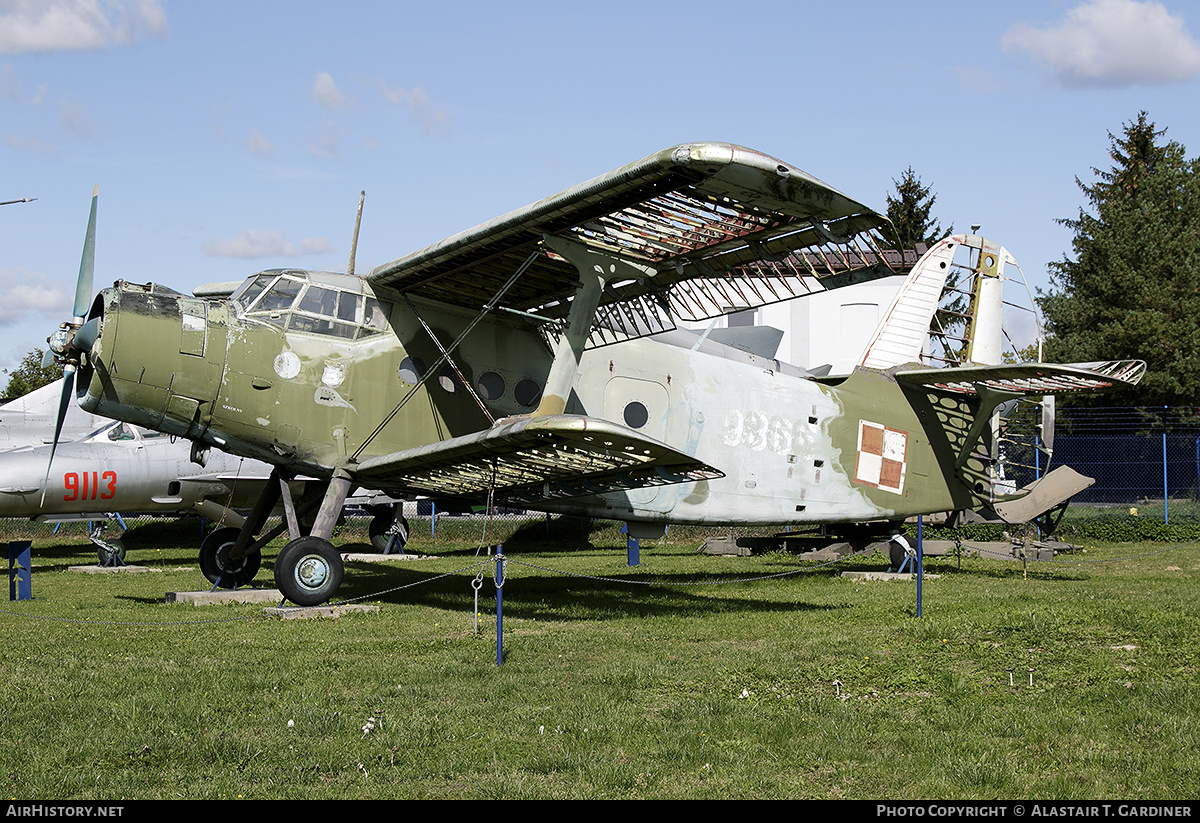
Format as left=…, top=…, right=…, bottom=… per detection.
left=96, top=537, right=126, bottom=566
left=274, top=536, right=344, bottom=606
left=888, top=538, right=910, bottom=571
left=369, top=510, right=410, bottom=553
left=199, top=526, right=261, bottom=589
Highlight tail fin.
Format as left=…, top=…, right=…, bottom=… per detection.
left=858, top=234, right=1017, bottom=370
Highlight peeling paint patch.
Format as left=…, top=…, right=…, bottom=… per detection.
left=314, top=387, right=355, bottom=412
left=274, top=351, right=301, bottom=379
left=322, top=361, right=346, bottom=387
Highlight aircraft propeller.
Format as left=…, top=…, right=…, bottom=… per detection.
left=40, top=186, right=99, bottom=503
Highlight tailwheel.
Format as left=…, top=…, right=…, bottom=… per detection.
left=274, top=536, right=344, bottom=606
left=200, top=526, right=261, bottom=589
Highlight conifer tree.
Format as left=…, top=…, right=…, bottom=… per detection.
left=1039, top=112, right=1200, bottom=409
left=882, top=167, right=951, bottom=251
left=883, top=168, right=964, bottom=360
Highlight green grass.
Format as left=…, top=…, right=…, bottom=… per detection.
left=1, top=517, right=1198, bottom=799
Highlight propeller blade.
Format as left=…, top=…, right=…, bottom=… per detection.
left=73, top=317, right=100, bottom=354
left=73, top=186, right=97, bottom=321
left=41, top=348, right=55, bottom=369
left=40, top=368, right=76, bottom=507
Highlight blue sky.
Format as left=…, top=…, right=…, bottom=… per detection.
left=2, top=0, right=1200, bottom=374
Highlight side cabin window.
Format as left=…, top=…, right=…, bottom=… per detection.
left=233, top=271, right=392, bottom=340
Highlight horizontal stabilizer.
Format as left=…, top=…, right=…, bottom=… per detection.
left=354, top=415, right=723, bottom=502
left=990, top=465, right=1094, bottom=525
left=896, top=360, right=1146, bottom=397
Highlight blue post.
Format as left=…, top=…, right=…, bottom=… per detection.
left=621, top=523, right=639, bottom=566
left=431, top=500, right=436, bottom=538
left=1163, top=407, right=1169, bottom=525
left=8, top=541, right=32, bottom=601
left=916, top=517, right=923, bottom=618
left=495, top=547, right=505, bottom=667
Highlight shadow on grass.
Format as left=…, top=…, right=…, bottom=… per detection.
left=330, top=549, right=849, bottom=622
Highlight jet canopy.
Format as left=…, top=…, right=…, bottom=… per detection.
left=231, top=269, right=392, bottom=340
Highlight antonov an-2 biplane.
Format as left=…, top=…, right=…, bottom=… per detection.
left=44, top=143, right=1144, bottom=605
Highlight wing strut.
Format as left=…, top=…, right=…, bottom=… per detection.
left=402, top=293, right=496, bottom=425
left=351, top=248, right=542, bottom=460
left=533, top=235, right=656, bottom=417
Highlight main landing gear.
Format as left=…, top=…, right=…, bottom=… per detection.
left=274, top=536, right=343, bottom=605
left=198, top=467, right=340, bottom=605
left=271, top=469, right=352, bottom=606
left=198, top=470, right=405, bottom=606
left=199, top=526, right=261, bottom=588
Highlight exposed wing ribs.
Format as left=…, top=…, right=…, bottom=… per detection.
left=368, top=143, right=919, bottom=348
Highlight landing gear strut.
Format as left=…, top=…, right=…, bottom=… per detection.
left=273, top=468, right=352, bottom=606
left=88, top=521, right=126, bottom=567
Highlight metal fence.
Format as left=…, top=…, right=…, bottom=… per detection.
left=1046, top=407, right=1200, bottom=522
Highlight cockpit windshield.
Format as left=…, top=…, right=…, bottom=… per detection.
left=231, top=270, right=392, bottom=340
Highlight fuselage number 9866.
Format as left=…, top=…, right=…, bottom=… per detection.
left=63, top=471, right=117, bottom=502
left=720, top=409, right=815, bottom=455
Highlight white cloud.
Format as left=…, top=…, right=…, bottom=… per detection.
left=312, top=72, right=345, bottom=110
left=246, top=128, right=272, bottom=156
left=57, top=93, right=90, bottom=138
left=309, top=121, right=343, bottom=159
left=0, top=0, right=168, bottom=55
left=1002, top=0, right=1200, bottom=88
left=378, top=80, right=450, bottom=137
left=1, top=133, right=55, bottom=154
left=0, top=267, right=70, bottom=326
left=202, top=229, right=333, bottom=260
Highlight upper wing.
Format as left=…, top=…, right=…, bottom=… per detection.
left=367, top=143, right=912, bottom=335
left=895, top=360, right=1147, bottom=396
left=352, top=414, right=722, bottom=503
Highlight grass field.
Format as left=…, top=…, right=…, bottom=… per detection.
left=1, top=516, right=1198, bottom=800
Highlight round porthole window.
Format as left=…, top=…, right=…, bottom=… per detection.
left=398, top=356, right=425, bottom=384
left=478, top=371, right=505, bottom=401
left=623, top=401, right=649, bottom=429
left=514, top=378, right=542, bottom=408
left=438, top=365, right=462, bottom=393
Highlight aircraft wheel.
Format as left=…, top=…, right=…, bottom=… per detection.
left=200, top=526, right=261, bottom=589
left=274, top=536, right=344, bottom=606
left=369, top=510, right=410, bottom=553
left=888, top=538, right=909, bottom=571
left=96, top=537, right=126, bottom=566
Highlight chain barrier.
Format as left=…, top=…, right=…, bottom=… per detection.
left=508, top=543, right=879, bottom=587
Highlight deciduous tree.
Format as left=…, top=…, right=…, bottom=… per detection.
left=2, top=349, right=63, bottom=401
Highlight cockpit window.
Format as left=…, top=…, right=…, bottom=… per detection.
left=364, top=297, right=391, bottom=334
left=106, top=423, right=135, bottom=441
left=236, top=270, right=392, bottom=340
left=298, top=286, right=338, bottom=316
left=232, top=274, right=275, bottom=313
left=254, top=277, right=304, bottom=315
